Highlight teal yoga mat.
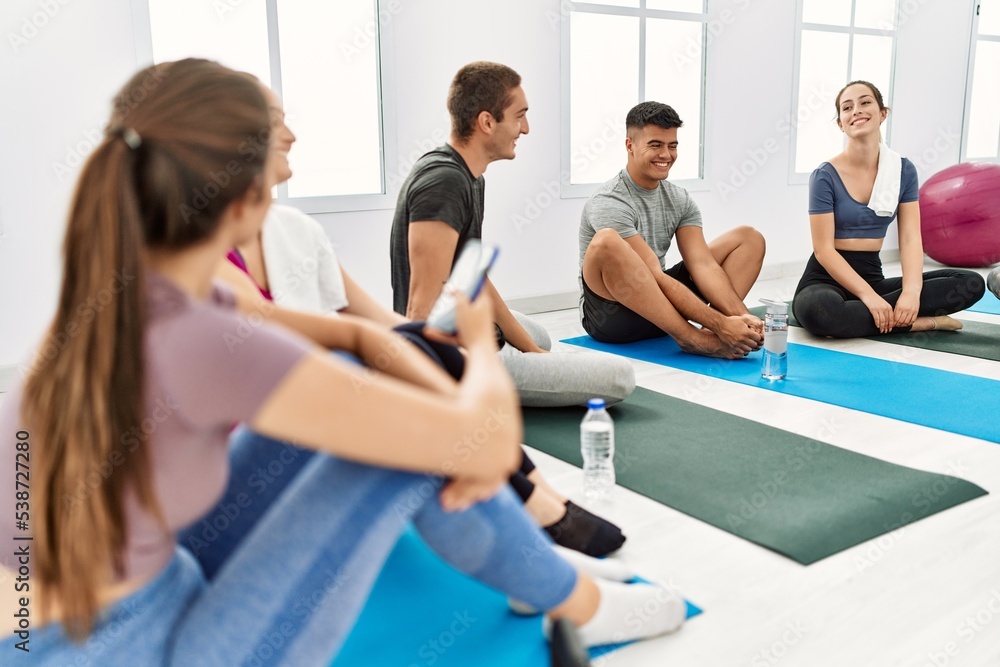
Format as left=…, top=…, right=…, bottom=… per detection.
left=333, top=527, right=702, bottom=666
left=967, top=292, right=1000, bottom=315
left=747, top=304, right=1000, bottom=363
left=523, top=387, right=987, bottom=565
left=562, top=335, right=1000, bottom=444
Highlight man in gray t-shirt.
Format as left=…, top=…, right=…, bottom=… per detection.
left=579, top=101, right=766, bottom=359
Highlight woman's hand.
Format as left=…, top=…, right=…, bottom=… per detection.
left=892, top=291, right=920, bottom=329
left=862, top=293, right=895, bottom=333
left=439, top=476, right=509, bottom=512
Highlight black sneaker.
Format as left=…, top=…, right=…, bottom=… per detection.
left=550, top=618, right=592, bottom=667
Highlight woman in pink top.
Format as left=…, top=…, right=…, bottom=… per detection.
left=0, top=59, right=684, bottom=665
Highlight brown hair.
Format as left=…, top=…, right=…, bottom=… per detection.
left=447, top=62, right=522, bottom=142
left=835, top=80, right=890, bottom=117
left=21, top=58, right=269, bottom=639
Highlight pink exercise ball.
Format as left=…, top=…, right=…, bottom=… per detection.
left=919, top=162, right=1000, bottom=267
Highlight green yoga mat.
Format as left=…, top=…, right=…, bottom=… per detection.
left=522, top=387, right=987, bottom=565
left=748, top=304, right=1000, bottom=362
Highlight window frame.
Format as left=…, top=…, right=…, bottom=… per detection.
left=962, top=1, right=1000, bottom=163
left=560, top=0, right=709, bottom=199
left=130, top=0, right=399, bottom=214
left=788, top=0, right=899, bottom=184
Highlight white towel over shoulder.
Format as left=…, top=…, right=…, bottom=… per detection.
left=868, top=144, right=902, bottom=217
left=261, top=204, right=349, bottom=313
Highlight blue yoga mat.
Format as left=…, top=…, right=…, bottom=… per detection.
left=333, top=528, right=702, bottom=666
left=562, top=335, right=1000, bottom=444
left=967, top=292, right=1000, bottom=315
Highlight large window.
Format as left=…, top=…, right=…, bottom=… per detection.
left=132, top=0, right=396, bottom=213
left=791, top=0, right=898, bottom=176
left=562, top=1, right=707, bottom=196
left=965, top=0, right=1000, bottom=161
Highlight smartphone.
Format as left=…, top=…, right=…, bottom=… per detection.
left=426, top=240, right=500, bottom=334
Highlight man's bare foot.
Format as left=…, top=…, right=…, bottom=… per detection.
left=678, top=329, right=743, bottom=359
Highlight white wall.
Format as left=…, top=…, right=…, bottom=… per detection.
left=0, top=0, right=139, bottom=372
left=0, top=0, right=978, bottom=371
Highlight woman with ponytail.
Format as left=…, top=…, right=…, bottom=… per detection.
left=0, top=59, right=685, bottom=665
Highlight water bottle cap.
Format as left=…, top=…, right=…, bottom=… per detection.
left=587, top=398, right=606, bottom=410
left=759, top=298, right=788, bottom=315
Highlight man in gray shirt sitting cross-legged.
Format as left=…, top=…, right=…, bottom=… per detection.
left=579, top=101, right=766, bottom=359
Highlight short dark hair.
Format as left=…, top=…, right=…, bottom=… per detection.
left=447, top=62, right=522, bottom=142
left=626, top=101, right=683, bottom=135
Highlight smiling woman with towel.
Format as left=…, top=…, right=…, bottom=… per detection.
left=791, top=80, right=984, bottom=338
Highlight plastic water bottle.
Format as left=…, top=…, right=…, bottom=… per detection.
left=581, top=398, right=615, bottom=501
left=760, top=299, right=788, bottom=380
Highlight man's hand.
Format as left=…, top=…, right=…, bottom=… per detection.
left=713, top=314, right=764, bottom=353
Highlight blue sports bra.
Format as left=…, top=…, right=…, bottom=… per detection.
left=808, top=158, right=919, bottom=239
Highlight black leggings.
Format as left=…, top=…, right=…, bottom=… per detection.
left=393, top=322, right=538, bottom=502
left=792, top=251, right=985, bottom=338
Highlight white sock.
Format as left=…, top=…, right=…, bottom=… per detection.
left=564, top=579, right=686, bottom=647
left=552, top=545, right=636, bottom=582
left=508, top=547, right=638, bottom=616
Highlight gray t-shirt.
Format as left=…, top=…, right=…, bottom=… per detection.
left=389, top=144, right=485, bottom=314
left=579, top=168, right=703, bottom=271
left=0, top=273, right=312, bottom=581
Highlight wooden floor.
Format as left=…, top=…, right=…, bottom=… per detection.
left=526, top=263, right=1000, bottom=667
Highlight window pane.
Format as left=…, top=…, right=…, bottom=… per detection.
left=645, top=18, right=703, bottom=180
left=147, top=0, right=270, bottom=86
left=646, top=0, right=705, bottom=13
left=980, top=0, right=1000, bottom=36
left=573, top=0, right=639, bottom=8
left=967, top=41, right=1000, bottom=159
left=796, top=30, right=849, bottom=172
left=278, top=0, right=383, bottom=198
left=801, top=0, right=851, bottom=27
left=850, top=35, right=893, bottom=99
left=570, top=13, right=639, bottom=184
left=854, top=0, right=897, bottom=30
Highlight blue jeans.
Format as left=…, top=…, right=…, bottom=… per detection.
left=6, top=429, right=577, bottom=666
